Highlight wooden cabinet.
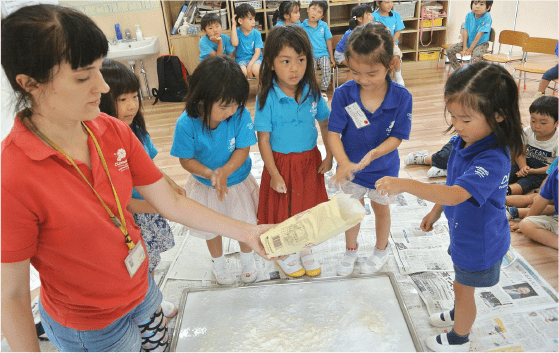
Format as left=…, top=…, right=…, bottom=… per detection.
left=160, top=0, right=449, bottom=73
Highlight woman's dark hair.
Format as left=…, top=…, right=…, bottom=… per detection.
left=471, top=1, right=493, bottom=12
left=184, top=56, right=249, bottom=132
left=344, top=22, right=394, bottom=68
left=257, top=25, right=320, bottom=110
left=444, top=61, right=523, bottom=159
left=349, top=4, right=373, bottom=30
left=272, top=1, right=300, bottom=25
left=235, top=3, right=256, bottom=26
left=99, top=59, right=148, bottom=141
left=1, top=4, right=108, bottom=119
left=529, top=96, right=558, bottom=123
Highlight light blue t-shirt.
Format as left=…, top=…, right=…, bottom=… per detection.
left=372, top=10, right=405, bottom=43
left=254, top=80, right=330, bottom=154
left=132, top=130, right=158, bottom=200
left=170, top=107, right=257, bottom=187
left=444, top=134, right=511, bottom=272
left=540, top=166, right=558, bottom=215
left=199, top=33, right=235, bottom=61
left=462, top=11, right=492, bottom=48
left=275, top=20, right=302, bottom=26
left=301, top=19, right=333, bottom=58
left=335, top=29, right=352, bottom=54
left=235, top=28, right=264, bottom=63
left=328, top=78, right=412, bottom=188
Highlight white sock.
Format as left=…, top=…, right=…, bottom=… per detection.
left=240, top=251, right=255, bottom=271
left=212, top=254, right=226, bottom=269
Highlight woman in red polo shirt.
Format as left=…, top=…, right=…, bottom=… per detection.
left=1, top=5, right=274, bottom=352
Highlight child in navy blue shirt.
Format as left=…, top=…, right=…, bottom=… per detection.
left=255, top=25, right=333, bottom=278
left=199, top=13, right=235, bottom=61
left=171, top=56, right=261, bottom=285
left=272, top=1, right=301, bottom=26
left=372, top=1, right=406, bottom=86
left=100, top=59, right=182, bottom=319
left=302, top=1, right=335, bottom=97
left=231, top=3, right=263, bottom=81
left=375, top=61, right=524, bottom=352
left=329, top=22, right=412, bottom=277
left=334, top=4, right=373, bottom=68
left=446, top=1, right=493, bottom=71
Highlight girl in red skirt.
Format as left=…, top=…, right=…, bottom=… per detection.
left=254, top=25, right=333, bottom=277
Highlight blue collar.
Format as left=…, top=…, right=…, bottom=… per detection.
left=454, top=133, right=499, bottom=158
left=348, top=76, right=399, bottom=111
left=272, top=79, right=311, bottom=102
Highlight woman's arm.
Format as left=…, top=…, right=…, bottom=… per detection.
left=2, top=259, right=40, bottom=352
left=135, top=178, right=274, bottom=259
left=375, top=177, right=472, bottom=206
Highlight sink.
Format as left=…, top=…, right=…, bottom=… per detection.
left=106, top=36, right=160, bottom=61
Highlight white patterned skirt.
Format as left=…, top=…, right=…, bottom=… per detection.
left=184, top=174, right=259, bottom=240
left=132, top=212, right=175, bottom=272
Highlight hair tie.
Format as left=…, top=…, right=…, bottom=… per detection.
left=352, top=16, right=357, bottom=20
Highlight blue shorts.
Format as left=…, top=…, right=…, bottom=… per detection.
left=449, top=247, right=503, bottom=287
left=39, top=273, right=162, bottom=352
left=237, top=59, right=262, bottom=67
left=542, top=64, right=558, bottom=81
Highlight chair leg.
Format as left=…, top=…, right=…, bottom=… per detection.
left=437, top=49, right=443, bottom=70
left=523, top=72, right=527, bottom=90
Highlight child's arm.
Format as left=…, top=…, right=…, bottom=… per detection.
left=421, top=204, right=444, bottom=232
left=393, top=30, right=402, bottom=44
left=327, top=38, right=335, bottom=67
left=317, top=119, right=333, bottom=173
left=465, top=31, right=484, bottom=55
left=258, top=131, right=287, bottom=193
left=355, top=136, right=402, bottom=171
left=460, top=29, right=469, bottom=55
left=207, top=36, right=224, bottom=56
left=375, top=178, right=472, bottom=206
left=328, top=131, right=359, bottom=185
left=230, top=14, right=239, bottom=47
left=515, top=146, right=529, bottom=177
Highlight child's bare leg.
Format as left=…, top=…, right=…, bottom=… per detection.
left=207, top=236, right=224, bottom=257
left=509, top=183, right=524, bottom=195
left=240, top=65, right=249, bottom=79
left=344, top=198, right=365, bottom=248
left=453, top=281, right=476, bottom=336
left=251, top=63, right=261, bottom=81
left=506, top=193, right=536, bottom=207
left=424, top=155, right=433, bottom=165
left=518, top=219, right=558, bottom=249
left=371, top=202, right=390, bottom=250
left=337, top=198, right=364, bottom=276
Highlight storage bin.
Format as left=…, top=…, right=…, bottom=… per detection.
left=422, top=17, right=443, bottom=27
left=418, top=51, right=439, bottom=61
left=233, top=1, right=263, bottom=10
left=393, top=1, right=417, bottom=19
left=198, top=8, right=228, bottom=29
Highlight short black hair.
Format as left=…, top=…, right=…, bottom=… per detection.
left=470, top=1, right=493, bottom=12
left=529, top=96, right=558, bottom=123
left=309, top=1, right=328, bottom=16
left=201, top=13, right=221, bottom=30
left=235, top=3, right=256, bottom=26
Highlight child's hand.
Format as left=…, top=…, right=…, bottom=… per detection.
left=374, top=176, right=403, bottom=196
left=246, top=64, right=254, bottom=79
left=210, top=35, right=222, bottom=43
left=355, top=149, right=378, bottom=171
left=271, top=174, right=287, bottom=194
left=463, top=48, right=473, bottom=56
left=420, top=209, right=442, bottom=232
left=318, top=157, right=333, bottom=174
left=329, top=162, right=357, bottom=188
left=330, top=57, right=336, bottom=68
left=210, top=168, right=229, bottom=202
left=516, top=165, right=530, bottom=177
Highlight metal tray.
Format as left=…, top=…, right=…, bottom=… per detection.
left=170, top=273, right=422, bottom=351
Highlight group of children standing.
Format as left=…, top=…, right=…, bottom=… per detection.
left=99, top=1, right=556, bottom=352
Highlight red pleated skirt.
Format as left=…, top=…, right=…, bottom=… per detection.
left=257, top=146, right=328, bottom=225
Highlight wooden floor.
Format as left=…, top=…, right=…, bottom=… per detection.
left=143, top=58, right=558, bottom=291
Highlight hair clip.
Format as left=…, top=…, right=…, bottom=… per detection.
left=352, top=16, right=357, bottom=20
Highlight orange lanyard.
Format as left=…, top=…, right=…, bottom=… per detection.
left=23, top=118, right=135, bottom=250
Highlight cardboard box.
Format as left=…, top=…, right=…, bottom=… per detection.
left=419, top=51, right=439, bottom=61
left=422, top=18, right=443, bottom=27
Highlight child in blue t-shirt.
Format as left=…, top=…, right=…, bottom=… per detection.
left=329, top=22, right=412, bottom=277
left=231, top=3, right=263, bottom=81
left=447, top=1, right=493, bottom=71
left=272, top=1, right=301, bottom=26
left=171, top=56, right=260, bottom=285
left=199, top=13, right=235, bottom=61
left=255, top=25, right=333, bottom=278
left=375, top=61, right=525, bottom=351
left=334, top=4, right=373, bottom=68
left=372, top=1, right=406, bottom=86
left=302, top=1, right=335, bottom=96
left=100, top=59, right=182, bottom=319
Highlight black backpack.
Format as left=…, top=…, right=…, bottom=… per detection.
left=152, top=55, right=188, bottom=104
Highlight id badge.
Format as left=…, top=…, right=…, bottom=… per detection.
left=124, top=242, right=146, bottom=278
left=345, top=102, right=369, bottom=129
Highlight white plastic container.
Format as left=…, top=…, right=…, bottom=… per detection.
left=135, top=24, right=143, bottom=41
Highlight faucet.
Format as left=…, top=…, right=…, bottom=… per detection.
left=107, top=37, right=117, bottom=45
left=124, top=29, right=133, bottom=41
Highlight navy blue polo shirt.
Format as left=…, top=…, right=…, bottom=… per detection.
left=328, top=78, right=412, bottom=188
left=444, top=134, right=511, bottom=271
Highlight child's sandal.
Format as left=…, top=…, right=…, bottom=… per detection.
left=276, top=254, right=305, bottom=277
left=301, top=253, right=321, bottom=277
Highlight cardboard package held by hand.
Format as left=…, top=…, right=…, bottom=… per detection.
left=260, top=194, right=367, bottom=257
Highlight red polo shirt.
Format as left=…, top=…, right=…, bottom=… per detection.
left=1, top=113, right=163, bottom=330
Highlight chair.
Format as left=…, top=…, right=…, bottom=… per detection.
left=512, top=37, right=558, bottom=91
left=482, top=30, right=529, bottom=67
left=437, top=27, right=496, bottom=74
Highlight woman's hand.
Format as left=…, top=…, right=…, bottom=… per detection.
left=329, top=162, right=357, bottom=188
left=374, top=176, right=403, bottom=196
left=210, top=168, right=229, bottom=202
left=420, top=209, right=442, bottom=232
left=245, top=224, right=279, bottom=261
left=271, top=173, right=287, bottom=194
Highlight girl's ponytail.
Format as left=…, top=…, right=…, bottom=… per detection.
left=272, top=8, right=280, bottom=25
left=348, top=16, right=358, bottom=30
